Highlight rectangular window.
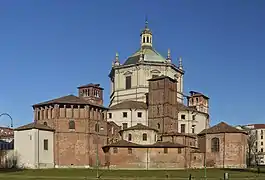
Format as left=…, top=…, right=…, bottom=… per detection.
left=181, top=115, right=185, bottom=120
left=125, top=76, right=131, bottom=89
left=192, top=115, right=196, bottom=120
left=113, top=147, right=118, bottom=153
left=164, top=148, right=168, bottom=154
left=261, top=142, right=263, bottom=146
left=44, top=139, right=48, bottom=150
left=122, top=123, right=128, bottom=130
left=178, top=148, right=182, bottom=154
left=192, top=125, right=196, bottom=134
left=137, top=112, right=142, bottom=118
left=123, top=112, right=127, bottom=118
left=181, top=124, right=185, bottom=133
left=108, top=113, right=112, bottom=119
left=128, top=148, right=132, bottom=154
left=261, top=148, right=264, bottom=152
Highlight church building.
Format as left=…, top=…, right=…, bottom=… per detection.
left=107, top=20, right=209, bottom=135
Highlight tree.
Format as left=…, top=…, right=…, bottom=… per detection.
left=245, top=128, right=258, bottom=167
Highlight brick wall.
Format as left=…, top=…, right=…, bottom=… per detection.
left=34, top=104, right=107, bottom=167
left=148, top=77, right=178, bottom=134
left=106, top=147, right=188, bottom=169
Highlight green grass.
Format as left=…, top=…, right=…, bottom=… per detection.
left=0, top=168, right=264, bottom=180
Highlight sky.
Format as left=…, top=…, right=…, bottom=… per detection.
left=0, top=0, right=264, bottom=127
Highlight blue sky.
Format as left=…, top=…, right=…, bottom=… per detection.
left=0, top=0, right=264, bottom=127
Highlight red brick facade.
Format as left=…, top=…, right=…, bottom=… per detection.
left=33, top=84, right=108, bottom=167
left=147, top=76, right=178, bottom=134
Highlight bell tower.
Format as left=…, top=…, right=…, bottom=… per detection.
left=78, top=83, right=104, bottom=106
left=187, top=91, right=209, bottom=114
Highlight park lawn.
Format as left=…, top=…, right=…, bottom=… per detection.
left=0, top=168, right=264, bottom=179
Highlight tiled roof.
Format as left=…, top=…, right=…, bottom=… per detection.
left=162, top=131, right=197, bottom=139
left=0, top=127, right=14, bottom=137
left=15, top=122, right=55, bottom=132
left=77, top=83, right=104, bottom=90
left=33, top=94, right=106, bottom=109
left=252, top=124, right=265, bottom=129
left=198, top=122, right=248, bottom=135
left=147, top=75, right=177, bottom=82
left=189, top=91, right=209, bottom=99
left=102, top=140, right=186, bottom=149
left=109, top=101, right=147, bottom=110
left=120, top=123, right=158, bottom=133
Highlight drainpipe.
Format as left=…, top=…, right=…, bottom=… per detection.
left=129, top=108, right=133, bottom=127
left=37, top=129, right=40, bottom=169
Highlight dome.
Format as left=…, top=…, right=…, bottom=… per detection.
left=123, top=46, right=166, bottom=65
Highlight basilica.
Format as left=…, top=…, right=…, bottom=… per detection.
left=10, top=20, right=248, bottom=169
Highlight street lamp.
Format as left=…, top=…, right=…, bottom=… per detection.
left=0, top=113, right=13, bottom=128
left=204, top=114, right=210, bottom=180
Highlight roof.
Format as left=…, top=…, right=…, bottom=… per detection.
left=119, top=123, right=158, bottom=133
left=198, top=122, right=248, bottom=135
left=33, top=94, right=106, bottom=109
left=147, top=75, right=177, bottom=82
left=250, top=124, right=265, bottom=129
left=123, top=46, right=167, bottom=65
left=15, top=122, right=55, bottom=132
left=77, top=83, right=104, bottom=90
left=102, top=140, right=186, bottom=150
left=162, top=131, right=197, bottom=139
left=189, top=91, right=209, bottom=99
left=109, top=101, right=147, bottom=110
left=0, top=127, right=14, bottom=137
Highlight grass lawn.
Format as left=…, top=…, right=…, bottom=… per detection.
left=0, top=168, right=264, bottom=180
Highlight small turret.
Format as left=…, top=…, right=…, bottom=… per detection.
left=78, top=83, right=104, bottom=105
left=140, top=18, right=153, bottom=48
left=187, top=91, right=209, bottom=114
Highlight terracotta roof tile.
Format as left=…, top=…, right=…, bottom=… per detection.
left=252, top=124, right=265, bottom=129
left=109, top=101, right=147, bottom=110
left=33, top=94, right=106, bottom=109
left=15, top=122, right=54, bottom=132
left=198, top=122, right=247, bottom=135
left=120, top=123, right=158, bottom=133
left=77, top=83, right=104, bottom=90
left=162, top=131, right=197, bottom=138
left=102, top=140, right=186, bottom=149
left=148, top=75, right=177, bottom=82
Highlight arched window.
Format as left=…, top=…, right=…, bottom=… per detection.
left=95, top=123, right=99, bottom=132
left=143, top=133, right=147, bottom=141
left=147, top=37, right=149, bottom=43
left=143, top=37, right=146, bottom=43
left=43, top=122, right=47, bottom=126
left=128, top=134, right=132, bottom=141
left=157, top=123, right=160, bottom=129
left=211, top=137, right=220, bottom=152
left=69, top=120, right=75, bottom=130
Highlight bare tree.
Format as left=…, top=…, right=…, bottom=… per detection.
left=245, top=128, right=258, bottom=167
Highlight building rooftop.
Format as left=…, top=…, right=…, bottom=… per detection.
left=77, top=83, right=104, bottom=90
left=33, top=94, right=106, bottom=109
left=102, top=139, right=186, bottom=151
left=109, top=100, right=147, bottom=110
left=119, top=123, right=158, bottom=133
left=198, top=122, right=248, bottom=135
left=15, top=122, right=55, bottom=132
